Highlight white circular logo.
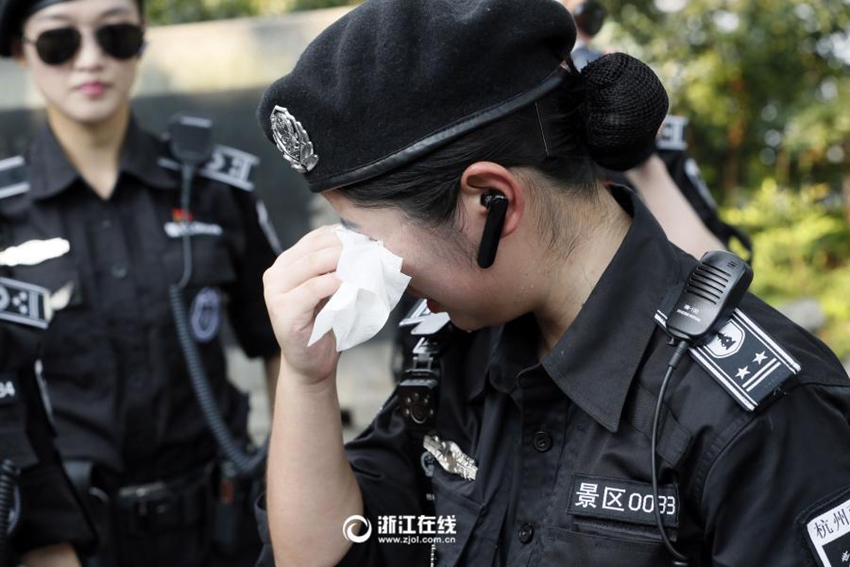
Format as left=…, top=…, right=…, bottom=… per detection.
left=190, top=287, right=221, bottom=343
left=343, top=515, right=372, bottom=543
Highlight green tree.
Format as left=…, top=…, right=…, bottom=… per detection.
left=145, top=0, right=358, bottom=25
left=600, top=0, right=849, bottom=199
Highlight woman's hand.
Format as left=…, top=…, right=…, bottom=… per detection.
left=263, top=225, right=343, bottom=386
left=22, top=543, right=81, bottom=567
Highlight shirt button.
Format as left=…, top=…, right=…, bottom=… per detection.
left=110, top=263, right=129, bottom=279
left=100, top=219, right=113, bottom=230
left=517, top=523, right=534, bottom=544
left=532, top=431, right=552, bottom=452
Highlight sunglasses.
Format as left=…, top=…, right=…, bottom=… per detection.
left=24, top=23, right=144, bottom=65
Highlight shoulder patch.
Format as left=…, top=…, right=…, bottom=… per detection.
left=655, top=308, right=801, bottom=411
left=158, top=144, right=259, bottom=191
left=0, top=156, right=30, bottom=200
left=0, top=277, right=51, bottom=329
left=798, top=486, right=850, bottom=567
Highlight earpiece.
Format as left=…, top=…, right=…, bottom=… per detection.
left=476, top=191, right=509, bottom=269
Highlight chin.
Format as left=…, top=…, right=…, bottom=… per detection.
left=67, top=103, right=123, bottom=125
left=56, top=90, right=129, bottom=125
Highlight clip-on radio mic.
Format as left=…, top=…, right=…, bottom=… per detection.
left=165, top=114, right=266, bottom=480
left=167, top=114, right=214, bottom=288
left=652, top=250, right=753, bottom=566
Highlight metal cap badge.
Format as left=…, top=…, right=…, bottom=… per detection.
left=270, top=106, right=319, bottom=173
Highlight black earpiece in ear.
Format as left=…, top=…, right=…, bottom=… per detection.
left=477, top=191, right=509, bottom=269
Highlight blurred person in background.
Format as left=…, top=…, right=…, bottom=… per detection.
left=562, top=0, right=748, bottom=261
left=0, top=275, right=97, bottom=566
left=0, top=0, right=281, bottom=564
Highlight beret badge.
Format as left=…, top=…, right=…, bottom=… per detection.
left=270, top=106, right=319, bottom=173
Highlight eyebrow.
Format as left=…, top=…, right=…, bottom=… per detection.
left=33, top=6, right=134, bottom=22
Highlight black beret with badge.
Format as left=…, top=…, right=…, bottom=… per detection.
left=258, top=0, right=669, bottom=192
left=257, top=0, right=578, bottom=193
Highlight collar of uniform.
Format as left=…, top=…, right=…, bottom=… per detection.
left=482, top=314, right=542, bottom=398
left=538, top=186, right=683, bottom=432
left=27, top=124, right=80, bottom=200
left=28, top=117, right=178, bottom=201
left=120, top=118, right=179, bottom=190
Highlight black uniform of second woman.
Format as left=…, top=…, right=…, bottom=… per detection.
left=0, top=120, right=279, bottom=565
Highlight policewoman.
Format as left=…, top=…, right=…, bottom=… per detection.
left=257, top=0, right=850, bottom=566
left=0, top=0, right=280, bottom=564
left=0, top=278, right=97, bottom=566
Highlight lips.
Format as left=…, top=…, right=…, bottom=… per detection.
left=76, top=81, right=109, bottom=96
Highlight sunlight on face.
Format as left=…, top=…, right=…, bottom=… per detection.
left=19, top=0, right=142, bottom=125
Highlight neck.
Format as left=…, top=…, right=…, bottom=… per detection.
left=46, top=105, right=131, bottom=199
left=533, top=188, right=631, bottom=354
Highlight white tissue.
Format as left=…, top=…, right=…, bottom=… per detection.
left=308, top=226, right=411, bottom=351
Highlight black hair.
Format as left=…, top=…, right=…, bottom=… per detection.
left=342, top=53, right=668, bottom=235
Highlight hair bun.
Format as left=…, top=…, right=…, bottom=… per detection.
left=580, top=53, right=669, bottom=171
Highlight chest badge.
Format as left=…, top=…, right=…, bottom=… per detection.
left=164, top=210, right=223, bottom=239
left=0, top=238, right=69, bottom=267
left=423, top=434, right=477, bottom=481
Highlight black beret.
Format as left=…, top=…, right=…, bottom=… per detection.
left=0, top=0, right=144, bottom=56
left=258, top=0, right=577, bottom=193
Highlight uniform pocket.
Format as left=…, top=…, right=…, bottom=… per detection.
left=431, top=466, right=487, bottom=567
left=541, top=525, right=669, bottom=566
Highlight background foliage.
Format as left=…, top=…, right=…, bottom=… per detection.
left=145, top=0, right=850, bottom=359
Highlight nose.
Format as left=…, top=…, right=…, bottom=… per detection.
left=72, top=29, right=105, bottom=71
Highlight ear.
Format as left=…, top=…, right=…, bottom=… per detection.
left=459, top=161, right=526, bottom=239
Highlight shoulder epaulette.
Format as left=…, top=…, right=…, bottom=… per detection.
left=0, top=156, right=30, bottom=200
left=0, top=277, right=50, bottom=330
left=158, top=144, right=260, bottom=192
left=655, top=308, right=801, bottom=411
left=657, top=115, right=688, bottom=152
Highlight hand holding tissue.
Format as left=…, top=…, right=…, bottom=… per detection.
left=308, top=226, right=411, bottom=351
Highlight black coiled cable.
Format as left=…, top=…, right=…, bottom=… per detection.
left=651, top=340, right=691, bottom=567
left=0, top=459, right=20, bottom=566
left=169, top=286, right=266, bottom=479
left=170, top=164, right=266, bottom=480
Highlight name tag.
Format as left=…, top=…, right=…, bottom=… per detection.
left=164, top=221, right=223, bottom=238
left=568, top=474, right=679, bottom=528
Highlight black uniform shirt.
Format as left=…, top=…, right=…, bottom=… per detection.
left=0, top=323, right=98, bottom=557
left=257, top=185, right=850, bottom=567
left=0, top=120, right=279, bottom=484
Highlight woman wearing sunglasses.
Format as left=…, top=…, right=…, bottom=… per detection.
left=0, top=0, right=282, bottom=565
